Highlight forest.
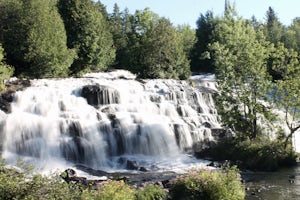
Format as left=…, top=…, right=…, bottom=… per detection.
left=0, top=0, right=300, bottom=199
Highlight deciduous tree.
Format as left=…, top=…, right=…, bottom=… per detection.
left=271, top=43, right=300, bottom=147
left=209, top=5, right=271, bottom=139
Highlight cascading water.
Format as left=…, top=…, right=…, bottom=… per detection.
left=0, top=70, right=226, bottom=172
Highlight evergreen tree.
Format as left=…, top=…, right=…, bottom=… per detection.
left=0, top=0, right=75, bottom=78
left=264, top=7, right=284, bottom=45
left=109, top=5, right=133, bottom=69
left=209, top=5, right=271, bottom=139
left=191, top=11, right=219, bottom=73
left=58, top=0, right=115, bottom=75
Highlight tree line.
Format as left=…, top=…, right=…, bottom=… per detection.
left=1, top=0, right=300, bottom=144
left=0, top=0, right=192, bottom=80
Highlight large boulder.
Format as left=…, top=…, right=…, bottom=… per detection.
left=81, top=85, right=120, bottom=107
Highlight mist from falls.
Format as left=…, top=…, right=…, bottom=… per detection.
left=0, top=70, right=223, bottom=172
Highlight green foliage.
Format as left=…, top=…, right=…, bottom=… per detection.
left=0, top=0, right=76, bottom=78
left=0, top=44, right=13, bottom=91
left=264, top=7, right=284, bottom=45
left=109, top=7, right=191, bottom=79
left=169, top=167, right=245, bottom=200
left=82, top=180, right=136, bottom=200
left=58, top=0, right=115, bottom=75
left=0, top=159, right=82, bottom=200
left=209, top=4, right=272, bottom=139
left=288, top=18, right=300, bottom=53
left=135, top=184, right=167, bottom=200
left=204, top=138, right=297, bottom=171
left=176, top=24, right=197, bottom=60
left=135, top=17, right=190, bottom=79
left=270, top=43, right=300, bottom=147
left=191, top=11, right=219, bottom=73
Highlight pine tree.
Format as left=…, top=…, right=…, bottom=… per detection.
left=0, top=0, right=76, bottom=78
left=58, top=0, right=115, bottom=75
left=191, top=11, right=219, bottom=73
left=264, top=7, right=284, bottom=45
left=109, top=4, right=132, bottom=69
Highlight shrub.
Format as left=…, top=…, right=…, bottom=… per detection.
left=203, top=138, right=298, bottom=171
left=82, top=180, right=136, bottom=200
left=136, top=184, right=167, bottom=200
left=0, top=160, right=83, bottom=200
left=169, top=167, right=245, bottom=200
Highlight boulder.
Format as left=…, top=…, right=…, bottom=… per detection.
left=81, top=85, right=120, bottom=107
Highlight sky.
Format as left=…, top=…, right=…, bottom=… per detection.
left=99, top=0, right=300, bottom=28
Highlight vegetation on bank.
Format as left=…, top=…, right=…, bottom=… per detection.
left=169, top=167, right=245, bottom=200
left=198, top=138, right=297, bottom=171
left=0, top=160, right=245, bottom=200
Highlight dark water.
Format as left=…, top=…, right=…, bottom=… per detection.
left=244, top=164, right=300, bottom=200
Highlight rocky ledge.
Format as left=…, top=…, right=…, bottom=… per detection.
left=0, top=78, right=30, bottom=113
left=61, top=165, right=177, bottom=189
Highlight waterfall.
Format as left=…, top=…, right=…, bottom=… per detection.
left=0, top=71, right=226, bottom=171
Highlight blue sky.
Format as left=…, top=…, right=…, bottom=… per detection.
left=99, top=0, right=300, bottom=28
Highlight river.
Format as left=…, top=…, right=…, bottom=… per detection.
left=244, top=163, right=300, bottom=200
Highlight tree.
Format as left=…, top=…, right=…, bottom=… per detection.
left=176, top=24, right=197, bottom=60
left=111, top=8, right=190, bottom=79
left=282, top=18, right=300, bottom=54
left=191, top=11, right=219, bottom=73
left=264, top=7, right=284, bottom=45
left=0, top=0, right=75, bottom=78
left=209, top=6, right=271, bottom=139
left=0, top=44, right=13, bottom=90
left=123, top=8, right=190, bottom=79
left=109, top=5, right=133, bottom=69
left=134, top=17, right=190, bottom=79
left=58, top=0, right=115, bottom=75
left=271, top=43, right=300, bottom=148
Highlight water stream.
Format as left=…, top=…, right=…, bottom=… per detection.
left=244, top=164, right=300, bottom=200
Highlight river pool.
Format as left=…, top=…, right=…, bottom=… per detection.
left=244, top=164, right=300, bottom=200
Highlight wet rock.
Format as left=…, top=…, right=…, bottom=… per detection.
left=75, top=164, right=177, bottom=187
left=81, top=85, right=120, bottom=107
left=0, top=79, right=30, bottom=113
left=202, top=122, right=212, bottom=128
left=61, top=168, right=88, bottom=185
left=126, top=160, right=139, bottom=170
left=0, top=91, right=14, bottom=113
left=139, top=167, right=149, bottom=172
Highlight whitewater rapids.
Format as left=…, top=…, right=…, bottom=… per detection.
left=0, top=70, right=224, bottom=173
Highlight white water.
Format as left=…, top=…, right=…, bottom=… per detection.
left=0, top=70, right=223, bottom=173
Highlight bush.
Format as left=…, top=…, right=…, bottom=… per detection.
left=169, top=167, right=245, bottom=200
left=0, top=160, right=82, bottom=200
left=201, top=138, right=298, bottom=171
left=136, top=184, right=167, bottom=200
left=80, top=180, right=136, bottom=200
